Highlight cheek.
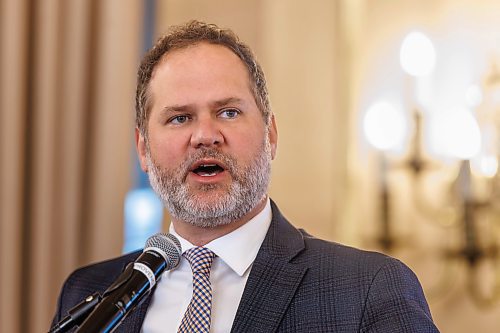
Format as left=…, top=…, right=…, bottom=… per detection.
left=231, top=130, right=266, bottom=162
left=147, top=135, right=183, bottom=166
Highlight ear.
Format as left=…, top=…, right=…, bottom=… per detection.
left=268, top=114, right=278, bottom=160
left=135, top=128, right=149, bottom=172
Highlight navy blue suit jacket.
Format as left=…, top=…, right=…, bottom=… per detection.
left=52, top=201, right=439, bottom=332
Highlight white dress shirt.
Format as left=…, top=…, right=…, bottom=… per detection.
left=141, top=198, right=272, bottom=333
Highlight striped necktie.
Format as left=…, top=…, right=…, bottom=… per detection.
left=178, top=247, right=216, bottom=333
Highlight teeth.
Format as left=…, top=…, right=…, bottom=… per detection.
left=200, top=172, right=217, bottom=177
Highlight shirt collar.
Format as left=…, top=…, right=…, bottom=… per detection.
left=169, top=197, right=272, bottom=276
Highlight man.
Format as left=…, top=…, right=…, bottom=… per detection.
left=52, top=21, right=439, bottom=332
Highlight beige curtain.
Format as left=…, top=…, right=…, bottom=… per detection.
left=0, top=0, right=142, bottom=331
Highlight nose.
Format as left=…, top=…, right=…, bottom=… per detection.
left=190, top=117, right=224, bottom=148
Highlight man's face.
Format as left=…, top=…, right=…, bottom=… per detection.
left=136, top=43, right=277, bottom=227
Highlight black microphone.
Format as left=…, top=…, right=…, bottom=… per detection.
left=75, top=233, right=182, bottom=332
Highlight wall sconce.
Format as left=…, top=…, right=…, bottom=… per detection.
left=364, top=31, right=500, bottom=307
left=364, top=101, right=407, bottom=249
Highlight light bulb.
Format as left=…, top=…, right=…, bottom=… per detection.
left=363, top=101, right=407, bottom=151
left=400, top=31, right=436, bottom=77
left=428, top=108, right=481, bottom=159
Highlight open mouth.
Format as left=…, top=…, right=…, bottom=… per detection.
left=192, top=163, right=225, bottom=177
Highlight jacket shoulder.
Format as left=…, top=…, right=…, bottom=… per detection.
left=297, top=230, right=396, bottom=271
left=288, top=232, right=438, bottom=332
left=66, top=251, right=141, bottom=287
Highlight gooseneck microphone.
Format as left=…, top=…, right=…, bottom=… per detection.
left=74, top=233, right=182, bottom=333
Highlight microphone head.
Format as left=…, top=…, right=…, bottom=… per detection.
left=144, top=233, right=182, bottom=270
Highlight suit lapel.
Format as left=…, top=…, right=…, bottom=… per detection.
left=231, top=201, right=308, bottom=333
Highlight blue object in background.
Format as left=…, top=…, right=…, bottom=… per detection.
left=123, top=188, right=164, bottom=252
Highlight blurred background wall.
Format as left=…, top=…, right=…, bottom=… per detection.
left=1, top=0, right=500, bottom=332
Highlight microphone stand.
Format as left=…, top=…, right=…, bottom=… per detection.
left=48, top=262, right=136, bottom=333
left=48, top=292, right=102, bottom=333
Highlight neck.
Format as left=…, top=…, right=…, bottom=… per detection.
left=171, top=196, right=267, bottom=246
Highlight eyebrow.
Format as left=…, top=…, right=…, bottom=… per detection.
left=210, top=97, right=246, bottom=109
left=160, top=97, right=246, bottom=115
left=160, top=104, right=192, bottom=115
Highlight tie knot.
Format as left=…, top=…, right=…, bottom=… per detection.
left=183, top=247, right=216, bottom=275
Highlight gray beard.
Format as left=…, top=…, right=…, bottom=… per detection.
left=145, top=136, right=271, bottom=228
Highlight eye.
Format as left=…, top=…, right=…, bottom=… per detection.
left=168, top=115, right=190, bottom=125
left=219, top=108, right=240, bottom=119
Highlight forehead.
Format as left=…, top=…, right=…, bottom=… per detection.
left=148, top=43, right=253, bottom=102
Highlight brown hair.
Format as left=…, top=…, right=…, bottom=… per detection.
left=135, top=20, right=271, bottom=137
